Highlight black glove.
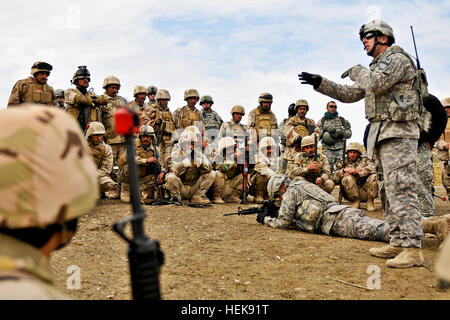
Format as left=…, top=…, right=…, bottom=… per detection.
left=298, top=72, right=322, bottom=89
left=155, top=118, right=162, bottom=126
left=294, top=136, right=302, bottom=146
left=257, top=211, right=267, bottom=224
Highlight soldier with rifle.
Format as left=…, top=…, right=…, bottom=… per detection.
left=224, top=200, right=280, bottom=219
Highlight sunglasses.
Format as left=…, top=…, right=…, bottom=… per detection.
left=361, top=32, right=376, bottom=41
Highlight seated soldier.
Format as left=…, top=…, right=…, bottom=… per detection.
left=286, top=134, right=334, bottom=193
left=257, top=175, right=448, bottom=268
left=85, top=121, right=118, bottom=199
left=165, top=128, right=215, bottom=205
left=118, top=125, right=166, bottom=203
left=332, top=142, right=378, bottom=210
left=250, top=136, right=278, bottom=203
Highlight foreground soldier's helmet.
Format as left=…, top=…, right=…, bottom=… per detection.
left=200, top=95, right=214, bottom=105
left=258, top=92, right=273, bottom=104
left=31, top=61, right=53, bottom=76
left=231, top=105, right=245, bottom=115
left=139, top=125, right=155, bottom=137
left=155, top=89, right=171, bottom=101
left=133, top=85, right=147, bottom=97
left=0, top=104, right=98, bottom=229
left=259, top=136, right=276, bottom=153
left=147, top=86, right=158, bottom=95
left=346, top=142, right=363, bottom=154
left=301, top=135, right=315, bottom=148
left=55, top=89, right=65, bottom=98
left=184, top=89, right=200, bottom=101
left=441, top=97, right=450, bottom=107
left=102, top=75, right=121, bottom=89
left=267, top=174, right=291, bottom=199
left=359, top=20, right=395, bottom=45
left=71, top=65, right=91, bottom=84
left=85, top=121, right=106, bottom=139
left=295, top=99, right=309, bottom=111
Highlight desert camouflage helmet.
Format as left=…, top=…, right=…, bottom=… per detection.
left=184, top=89, right=200, bottom=101
left=147, top=86, right=158, bottom=95
left=71, top=65, right=91, bottom=84
left=267, top=174, right=291, bottom=199
left=200, top=95, right=214, bottom=105
left=218, top=136, right=236, bottom=153
left=85, top=121, right=106, bottom=139
left=295, top=99, right=309, bottom=111
left=441, top=97, right=450, bottom=107
left=301, top=135, right=315, bottom=148
left=31, top=61, right=53, bottom=76
left=259, top=136, right=276, bottom=153
left=155, top=89, right=171, bottom=101
left=55, top=89, right=65, bottom=98
left=359, top=20, right=395, bottom=44
left=139, top=125, right=155, bottom=137
left=346, top=142, right=363, bottom=154
left=133, top=85, right=147, bottom=97
left=0, top=104, right=99, bottom=229
left=258, top=92, right=273, bottom=104
left=231, top=105, right=245, bottom=115
left=102, top=75, right=121, bottom=89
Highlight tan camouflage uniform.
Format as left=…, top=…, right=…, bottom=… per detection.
left=8, top=76, right=56, bottom=107
left=434, top=99, right=450, bottom=197
left=173, top=105, right=206, bottom=135
left=87, top=137, right=116, bottom=194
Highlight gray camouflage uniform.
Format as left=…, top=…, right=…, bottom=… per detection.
left=314, top=45, right=424, bottom=248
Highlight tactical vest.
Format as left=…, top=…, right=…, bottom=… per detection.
left=365, top=46, right=426, bottom=123
left=286, top=117, right=315, bottom=147
left=21, top=77, right=54, bottom=104
left=444, top=119, right=450, bottom=144
left=254, top=107, right=277, bottom=136
left=181, top=164, right=201, bottom=186
left=136, top=145, right=157, bottom=178
left=154, top=106, right=175, bottom=134
left=179, top=106, right=201, bottom=129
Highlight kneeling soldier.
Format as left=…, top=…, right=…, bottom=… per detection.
left=118, top=125, right=165, bottom=203
left=332, top=142, right=378, bottom=210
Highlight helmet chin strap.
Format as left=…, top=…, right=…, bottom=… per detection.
left=366, top=36, right=389, bottom=57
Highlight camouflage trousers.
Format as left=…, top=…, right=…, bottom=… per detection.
left=439, top=160, right=450, bottom=197
left=331, top=207, right=390, bottom=242
left=341, top=174, right=378, bottom=202
left=159, top=135, right=174, bottom=170
left=376, top=138, right=423, bottom=248
left=416, top=142, right=435, bottom=216
left=213, top=171, right=243, bottom=199
left=110, top=143, right=125, bottom=182
left=249, top=173, right=270, bottom=199
left=164, top=171, right=215, bottom=201
left=322, top=147, right=344, bottom=173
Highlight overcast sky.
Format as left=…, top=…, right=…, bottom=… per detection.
left=1, top=0, right=449, bottom=145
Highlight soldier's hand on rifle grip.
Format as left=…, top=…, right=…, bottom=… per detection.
left=157, top=172, right=165, bottom=184
left=147, top=156, right=158, bottom=164
left=315, top=177, right=323, bottom=186
left=256, top=211, right=267, bottom=224
left=308, top=162, right=319, bottom=172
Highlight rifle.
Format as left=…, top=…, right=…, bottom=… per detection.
left=224, top=200, right=279, bottom=217
left=312, top=133, right=320, bottom=182
left=151, top=136, right=164, bottom=200
left=156, top=120, right=166, bottom=146
left=112, top=107, right=164, bottom=300
left=241, top=133, right=249, bottom=204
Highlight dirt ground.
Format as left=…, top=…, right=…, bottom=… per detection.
left=50, top=187, right=450, bottom=300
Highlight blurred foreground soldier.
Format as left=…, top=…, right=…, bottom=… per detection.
left=283, top=99, right=319, bottom=173
left=8, top=61, right=56, bottom=107
left=173, top=89, right=205, bottom=135
left=434, top=97, right=450, bottom=199
left=145, top=85, right=158, bottom=108
left=85, top=122, right=118, bottom=199
left=118, top=125, right=165, bottom=203
left=416, top=94, right=447, bottom=216
left=287, top=135, right=334, bottom=193
left=299, top=20, right=427, bottom=268
left=436, top=236, right=450, bottom=290
left=258, top=176, right=447, bottom=259
left=66, top=66, right=108, bottom=131
left=332, top=142, right=378, bottom=210
left=129, top=86, right=148, bottom=124
left=319, top=101, right=352, bottom=172
left=201, top=95, right=223, bottom=145
left=248, top=92, right=278, bottom=142
left=278, top=103, right=297, bottom=173
left=55, top=89, right=66, bottom=110
left=99, top=75, right=127, bottom=186
left=165, top=129, right=214, bottom=204
left=147, top=89, right=176, bottom=169
left=0, top=104, right=98, bottom=299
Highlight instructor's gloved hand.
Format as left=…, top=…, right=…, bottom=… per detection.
left=257, top=211, right=268, bottom=224
left=298, top=72, right=322, bottom=89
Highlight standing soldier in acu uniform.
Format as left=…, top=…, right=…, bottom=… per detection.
left=146, top=85, right=158, bottom=108
left=65, top=66, right=108, bottom=132
left=319, top=101, right=352, bottom=172
left=55, top=89, right=66, bottom=110
left=201, top=95, right=223, bottom=148
left=300, top=20, right=428, bottom=268
left=8, top=61, right=56, bottom=107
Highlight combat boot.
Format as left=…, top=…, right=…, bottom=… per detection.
left=369, top=245, right=403, bottom=258
left=366, top=196, right=375, bottom=211
left=226, top=189, right=242, bottom=203
left=212, top=191, right=225, bottom=204
left=386, top=247, right=424, bottom=268
left=423, top=217, right=448, bottom=241
left=191, top=195, right=211, bottom=205
left=351, top=199, right=360, bottom=209
left=120, top=183, right=130, bottom=203
left=247, top=195, right=255, bottom=203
